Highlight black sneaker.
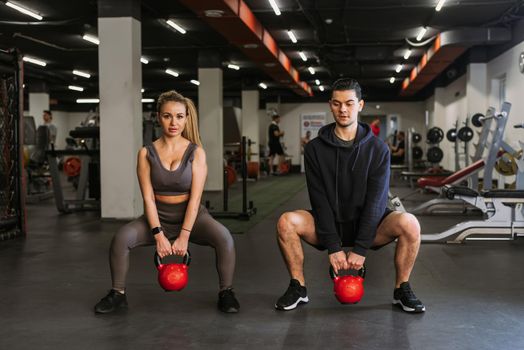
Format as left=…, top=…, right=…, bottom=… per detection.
left=218, top=288, right=240, bottom=313
left=275, top=279, right=309, bottom=311
left=393, top=282, right=425, bottom=313
left=94, top=290, right=128, bottom=314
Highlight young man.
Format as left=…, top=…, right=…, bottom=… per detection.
left=275, top=78, right=425, bottom=313
left=268, top=114, right=285, bottom=175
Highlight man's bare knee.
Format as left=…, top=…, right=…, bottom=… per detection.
left=277, top=211, right=303, bottom=239
left=398, top=213, right=421, bottom=242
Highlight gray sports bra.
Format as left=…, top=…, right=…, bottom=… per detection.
left=146, top=143, right=197, bottom=196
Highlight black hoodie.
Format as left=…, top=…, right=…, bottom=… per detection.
left=304, top=121, right=390, bottom=256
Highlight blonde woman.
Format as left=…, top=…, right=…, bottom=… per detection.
left=94, top=91, right=239, bottom=314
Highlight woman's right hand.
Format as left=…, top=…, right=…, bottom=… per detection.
left=155, top=233, right=172, bottom=258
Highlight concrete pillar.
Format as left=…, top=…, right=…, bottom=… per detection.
left=466, top=63, right=488, bottom=117
left=98, top=0, right=143, bottom=219
left=198, top=68, right=223, bottom=191
left=241, top=90, right=259, bottom=162
left=28, top=92, right=49, bottom=127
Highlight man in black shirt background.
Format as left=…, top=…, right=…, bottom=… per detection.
left=268, top=114, right=285, bottom=175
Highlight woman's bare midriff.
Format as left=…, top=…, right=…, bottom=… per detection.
left=155, top=193, right=190, bottom=204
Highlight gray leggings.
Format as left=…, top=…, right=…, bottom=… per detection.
left=109, top=201, right=235, bottom=290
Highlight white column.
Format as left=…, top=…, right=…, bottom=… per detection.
left=466, top=63, right=488, bottom=118
left=241, top=90, right=259, bottom=162
left=28, top=93, right=49, bottom=126
left=198, top=68, right=223, bottom=191
left=98, top=17, right=143, bottom=219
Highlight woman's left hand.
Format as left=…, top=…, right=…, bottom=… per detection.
left=172, top=236, right=189, bottom=256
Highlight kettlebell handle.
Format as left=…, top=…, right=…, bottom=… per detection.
left=154, top=250, right=191, bottom=268
left=329, top=264, right=366, bottom=280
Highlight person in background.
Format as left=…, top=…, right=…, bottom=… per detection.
left=268, top=114, right=285, bottom=175
left=43, top=110, right=57, bottom=146
left=370, top=117, right=380, bottom=137
left=389, top=131, right=405, bottom=164
left=300, top=130, right=312, bottom=154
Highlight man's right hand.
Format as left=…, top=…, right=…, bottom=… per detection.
left=329, top=251, right=349, bottom=275
left=155, top=233, right=172, bottom=258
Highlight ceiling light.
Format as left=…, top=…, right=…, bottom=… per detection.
left=376, top=105, right=381, bottom=109
left=395, top=64, right=403, bottom=73
left=141, top=88, right=145, bottom=93
left=390, top=77, right=395, bottom=84
left=299, top=51, right=307, bottom=62
left=166, top=20, right=186, bottom=34
left=403, top=49, right=412, bottom=60
left=142, top=98, right=154, bottom=103
left=227, top=64, right=240, bottom=70
left=325, top=18, right=333, bottom=24
left=23, top=56, right=46, bottom=66
left=68, top=85, right=84, bottom=92
left=76, top=98, right=99, bottom=104
left=243, top=43, right=258, bottom=49
left=190, top=80, right=200, bottom=86
left=435, top=0, right=446, bottom=11
left=165, top=69, right=179, bottom=77
left=319, top=86, right=325, bottom=92
left=315, top=79, right=320, bottom=85
left=258, top=82, right=268, bottom=89
left=268, top=0, right=281, bottom=16
left=73, top=70, right=90, bottom=78
left=140, top=57, right=149, bottom=64
left=5, top=2, right=42, bottom=20
left=204, top=10, right=224, bottom=18
left=416, top=27, right=427, bottom=41
left=287, top=30, right=297, bottom=43
left=308, top=67, right=315, bottom=75
left=82, top=34, right=100, bottom=45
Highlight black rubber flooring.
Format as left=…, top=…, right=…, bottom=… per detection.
left=1, top=175, right=524, bottom=349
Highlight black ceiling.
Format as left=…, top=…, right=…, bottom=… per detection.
left=0, top=0, right=523, bottom=110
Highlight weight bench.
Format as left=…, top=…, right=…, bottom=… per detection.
left=421, top=185, right=524, bottom=243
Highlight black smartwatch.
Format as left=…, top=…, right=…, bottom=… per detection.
left=151, top=226, right=163, bottom=236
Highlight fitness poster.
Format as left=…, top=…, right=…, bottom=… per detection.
left=300, top=112, right=326, bottom=171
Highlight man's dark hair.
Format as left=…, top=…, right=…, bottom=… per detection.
left=43, top=110, right=52, bottom=117
left=272, top=114, right=280, bottom=121
left=331, top=78, right=362, bottom=100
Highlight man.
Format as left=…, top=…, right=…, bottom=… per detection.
left=275, top=78, right=425, bottom=313
left=389, top=131, right=406, bottom=164
left=43, top=110, right=57, bottom=146
left=268, top=114, right=285, bottom=175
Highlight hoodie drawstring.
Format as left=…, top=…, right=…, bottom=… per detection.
left=351, top=144, right=360, bottom=171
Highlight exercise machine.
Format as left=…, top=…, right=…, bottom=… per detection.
left=421, top=184, right=524, bottom=243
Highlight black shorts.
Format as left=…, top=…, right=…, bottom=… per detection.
left=306, top=208, right=394, bottom=252
left=268, top=143, right=284, bottom=156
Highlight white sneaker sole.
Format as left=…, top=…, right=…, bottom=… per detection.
left=275, top=296, right=309, bottom=311
left=392, top=299, right=425, bottom=313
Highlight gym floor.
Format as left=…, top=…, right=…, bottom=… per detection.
left=1, top=175, right=524, bottom=350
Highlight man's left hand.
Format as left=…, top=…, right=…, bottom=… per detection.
left=346, top=251, right=366, bottom=271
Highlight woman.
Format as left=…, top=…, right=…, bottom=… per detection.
left=94, top=91, right=239, bottom=314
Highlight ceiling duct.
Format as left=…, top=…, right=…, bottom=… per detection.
left=400, top=28, right=511, bottom=96
left=177, top=0, right=312, bottom=96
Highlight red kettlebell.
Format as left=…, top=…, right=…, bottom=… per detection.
left=154, top=250, right=191, bottom=292
left=329, top=265, right=366, bottom=304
